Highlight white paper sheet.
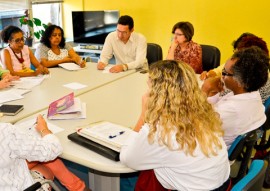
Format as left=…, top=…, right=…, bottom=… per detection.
left=59, top=63, right=84, bottom=71
left=11, top=75, right=47, bottom=89
left=63, top=82, right=87, bottom=90
left=102, top=65, right=113, bottom=73
left=0, top=89, right=24, bottom=104
left=16, top=117, right=64, bottom=137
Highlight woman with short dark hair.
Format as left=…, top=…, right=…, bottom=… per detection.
left=0, top=25, right=49, bottom=77
left=166, top=21, right=202, bottom=74
left=202, top=46, right=269, bottom=149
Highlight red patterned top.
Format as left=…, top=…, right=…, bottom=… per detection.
left=173, top=41, right=202, bottom=74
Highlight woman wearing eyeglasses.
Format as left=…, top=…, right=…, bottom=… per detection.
left=166, top=21, right=203, bottom=74
left=201, top=34, right=270, bottom=104
left=202, top=47, right=269, bottom=150
left=0, top=25, right=49, bottom=77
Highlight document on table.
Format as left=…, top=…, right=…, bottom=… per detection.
left=16, top=117, right=64, bottom=137
left=77, top=121, right=134, bottom=152
left=0, top=89, right=24, bottom=104
left=63, top=82, right=87, bottom=90
left=59, top=63, right=84, bottom=71
left=11, top=75, right=47, bottom=89
left=102, top=65, right=113, bottom=73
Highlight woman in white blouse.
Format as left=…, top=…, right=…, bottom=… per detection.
left=0, top=115, right=62, bottom=190
left=120, top=60, right=230, bottom=191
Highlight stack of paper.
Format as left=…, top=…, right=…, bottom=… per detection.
left=47, top=92, right=86, bottom=120
left=59, top=63, right=84, bottom=71
left=77, top=121, right=134, bottom=152
left=11, top=75, right=47, bottom=90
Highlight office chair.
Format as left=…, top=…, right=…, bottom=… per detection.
left=146, top=43, right=163, bottom=66
left=231, top=160, right=267, bottom=191
left=228, top=129, right=260, bottom=185
left=200, top=44, right=221, bottom=71
left=254, top=97, right=270, bottom=154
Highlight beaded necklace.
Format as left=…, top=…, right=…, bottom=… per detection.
left=9, top=46, right=27, bottom=70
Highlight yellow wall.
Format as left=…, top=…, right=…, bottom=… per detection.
left=63, top=0, right=270, bottom=64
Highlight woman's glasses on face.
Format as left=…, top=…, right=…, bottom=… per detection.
left=13, top=37, right=24, bottom=44
left=173, top=32, right=184, bottom=37
left=222, top=68, right=234, bottom=77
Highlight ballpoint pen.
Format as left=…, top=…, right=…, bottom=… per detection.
left=29, top=114, right=45, bottom=130
left=109, top=131, right=125, bottom=139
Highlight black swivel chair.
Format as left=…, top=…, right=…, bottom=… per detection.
left=201, top=44, right=221, bottom=71
left=146, top=43, right=163, bottom=66
left=228, top=129, right=261, bottom=185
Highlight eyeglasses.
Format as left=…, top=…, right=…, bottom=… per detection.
left=117, top=29, right=129, bottom=35
left=174, top=33, right=184, bottom=37
left=12, top=37, right=24, bottom=44
left=222, top=68, right=234, bottom=77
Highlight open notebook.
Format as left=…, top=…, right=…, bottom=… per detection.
left=76, top=121, right=133, bottom=152
left=68, top=121, right=134, bottom=161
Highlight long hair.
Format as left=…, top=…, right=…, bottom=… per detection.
left=146, top=60, right=223, bottom=157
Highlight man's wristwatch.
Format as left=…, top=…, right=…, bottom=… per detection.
left=122, top=64, right=128, bottom=71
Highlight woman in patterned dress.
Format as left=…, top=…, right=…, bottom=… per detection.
left=35, top=25, right=86, bottom=68
left=166, top=21, right=202, bottom=74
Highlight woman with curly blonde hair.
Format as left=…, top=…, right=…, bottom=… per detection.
left=120, top=60, right=230, bottom=191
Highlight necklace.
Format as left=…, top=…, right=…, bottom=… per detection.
left=10, top=46, right=26, bottom=70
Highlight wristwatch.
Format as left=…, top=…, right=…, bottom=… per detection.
left=122, top=64, right=128, bottom=71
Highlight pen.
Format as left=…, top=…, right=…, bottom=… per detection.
left=109, top=131, right=125, bottom=139
left=29, top=114, right=45, bottom=130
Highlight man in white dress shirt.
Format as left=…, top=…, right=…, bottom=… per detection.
left=97, top=15, right=147, bottom=73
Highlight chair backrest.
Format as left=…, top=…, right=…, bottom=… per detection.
left=228, top=130, right=259, bottom=184
left=231, top=160, right=267, bottom=191
left=264, top=97, right=270, bottom=111
left=146, top=43, right=163, bottom=66
left=261, top=97, right=270, bottom=131
left=201, top=44, right=221, bottom=71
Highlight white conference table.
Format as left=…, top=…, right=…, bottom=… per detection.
left=16, top=71, right=149, bottom=191
left=1, top=63, right=136, bottom=124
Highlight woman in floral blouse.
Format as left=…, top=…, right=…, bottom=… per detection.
left=167, top=21, right=202, bottom=74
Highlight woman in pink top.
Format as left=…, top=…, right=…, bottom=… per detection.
left=167, top=21, right=202, bottom=74
left=0, top=25, right=49, bottom=77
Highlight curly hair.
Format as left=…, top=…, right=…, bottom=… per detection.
left=232, top=32, right=255, bottom=50
left=1, top=25, right=23, bottom=43
left=171, top=21, right=194, bottom=41
left=40, top=25, right=66, bottom=48
left=146, top=60, right=224, bottom=157
left=232, top=46, right=269, bottom=92
left=237, top=36, right=269, bottom=55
